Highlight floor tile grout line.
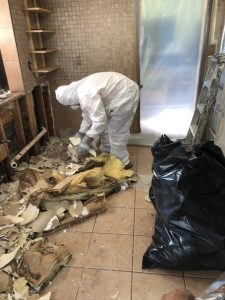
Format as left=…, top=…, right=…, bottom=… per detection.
left=131, top=188, right=138, bottom=300
left=69, top=266, right=133, bottom=273
left=65, top=265, right=185, bottom=278
left=74, top=267, right=84, bottom=300
left=130, top=146, right=141, bottom=300
left=65, top=265, right=221, bottom=281
left=74, top=216, right=97, bottom=300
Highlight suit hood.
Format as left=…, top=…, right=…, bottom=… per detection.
left=55, top=82, right=79, bottom=106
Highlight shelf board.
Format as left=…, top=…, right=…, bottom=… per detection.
left=24, top=7, right=52, bottom=14
left=29, top=48, right=58, bottom=54
left=26, top=29, right=55, bottom=33
left=32, top=66, right=59, bottom=74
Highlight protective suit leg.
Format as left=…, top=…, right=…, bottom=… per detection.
left=108, top=110, right=135, bottom=165
left=99, top=123, right=111, bottom=153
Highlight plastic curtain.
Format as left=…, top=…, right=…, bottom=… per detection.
left=140, top=0, right=207, bottom=138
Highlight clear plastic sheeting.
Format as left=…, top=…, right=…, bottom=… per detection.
left=196, top=272, right=225, bottom=299
left=140, top=0, right=208, bottom=138
left=215, top=117, right=225, bottom=155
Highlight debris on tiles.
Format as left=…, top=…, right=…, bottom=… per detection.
left=0, top=137, right=137, bottom=299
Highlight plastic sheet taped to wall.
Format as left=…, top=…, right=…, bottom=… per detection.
left=139, top=0, right=208, bottom=138
left=143, top=135, right=225, bottom=270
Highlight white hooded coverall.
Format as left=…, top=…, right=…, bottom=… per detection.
left=55, top=72, right=139, bottom=165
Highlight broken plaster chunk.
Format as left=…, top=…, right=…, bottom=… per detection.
left=13, top=277, right=29, bottom=299
left=111, top=291, right=120, bottom=300
left=43, top=201, right=67, bottom=218
left=20, top=204, right=39, bottom=226
left=0, top=270, right=11, bottom=293
left=43, top=216, right=59, bottom=231
left=3, top=203, right=21, bottom=217
left=0, top=246, right=20, bottom=269
left=0, top=216, right=23, bottom=226
left=38, top=292, right=51, bottom=300
left=29, top=211, right=58, bottom=233
left=58, top=163, right=81, bottom=176
left=81, top=207, right=89, bottom=217
left=68, top=201, right=85, bottom=218
left=69, top=136, right=81, bottom=146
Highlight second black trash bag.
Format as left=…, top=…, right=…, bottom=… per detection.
left=143, top=135, right=225, bottom=270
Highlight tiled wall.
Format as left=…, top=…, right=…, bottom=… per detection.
left=40, top=0, right=137, bottom=136
left=0, top=0, right=24, bottom=91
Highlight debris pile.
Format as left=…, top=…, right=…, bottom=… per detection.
left=0, top=137, right=137, bottom=299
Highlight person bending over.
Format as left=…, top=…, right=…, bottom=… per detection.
left=55, top=72, right=139, bottom=169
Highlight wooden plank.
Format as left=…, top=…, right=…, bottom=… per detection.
left=32, top=66, right=59, bottom=73
left=0, top=109, right=14, bottom=125
left=29, top=49, right=57, bottom=54
left=52, top=176, right=75, bottom=193
left=0, top=92, right=25, bottom=107
left=23, top=7, right=52, bottom=14
left=26, top=29, right=55, bottom=33
left=33, top=86, right=49, bottom=140
left=42, top=83, right=55, bottom=136
left=0, top=144, right=8, bottom=161
left=23, top=0, right=38, bottom=72
left=14, top=98, right=29, bottom=161
left=33, top=0, right=46, bottom=68
left=24, top=92, right=40, bottom=154
left=0, top=117, right=13, bottom=178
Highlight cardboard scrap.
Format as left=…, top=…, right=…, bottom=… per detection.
left=19, top=240, right=71, bottom=291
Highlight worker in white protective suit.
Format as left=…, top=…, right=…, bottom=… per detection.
left=55, top=72, right=139, bottom=168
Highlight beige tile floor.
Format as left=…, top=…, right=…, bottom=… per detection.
left=43, top=146, right=222, bottom=300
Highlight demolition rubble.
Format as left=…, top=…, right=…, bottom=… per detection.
left=0, top=137, right=137, bottom=299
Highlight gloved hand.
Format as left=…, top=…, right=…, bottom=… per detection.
left=74, top=131, right=85, bottom=139
left=77, top=135, right=94, bottom=159
left=74, top=131, right=85, bottom=140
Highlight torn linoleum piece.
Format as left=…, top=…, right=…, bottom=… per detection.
left=18, top=239, right=71, bottom=291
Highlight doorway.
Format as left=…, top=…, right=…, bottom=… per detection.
left=137, top=0, right=212, bottom=140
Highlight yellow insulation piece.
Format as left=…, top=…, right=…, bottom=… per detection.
left=70, top=167, right=104, bottom=187
left=51, top=170, right=65, bottom=183
left=102, top=155, right=133, bottom=180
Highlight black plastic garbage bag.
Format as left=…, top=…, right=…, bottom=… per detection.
left=143, top=135, right=225, bottom=270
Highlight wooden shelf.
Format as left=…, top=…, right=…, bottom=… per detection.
left=29, top=49, right=58, bottom=54
left=23, top=0, right=59, bottom=77
left=24, top=7, right=52, bottom=14
left=26, top=29, right=55, bottom=33
left=32, top=66, right=59, bottom=74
